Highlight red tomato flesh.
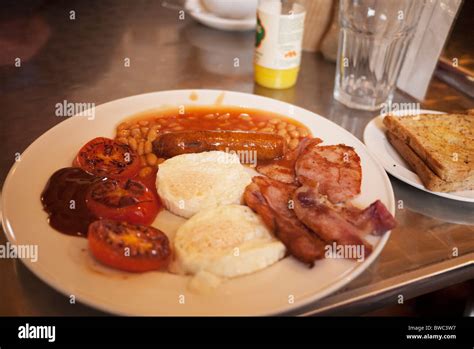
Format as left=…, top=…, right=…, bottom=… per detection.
left=88, top=219, right=171, bottom=273
left=86, top=178, right=159, bottom=225
left=74, top=137, right=140, bottom=179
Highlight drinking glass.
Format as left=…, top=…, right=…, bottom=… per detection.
left=334, top=0, right=426, bottom=111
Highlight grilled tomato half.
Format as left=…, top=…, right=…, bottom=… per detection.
left=74, top=137, right=140, bottom=179
left=86, top=178, right=159, bottom=225
left=88, top=219, right=171, bottom=272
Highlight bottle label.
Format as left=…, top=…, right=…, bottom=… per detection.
left=255, top=6, right=305, bottom=70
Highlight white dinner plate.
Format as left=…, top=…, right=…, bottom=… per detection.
left=364, top=109, right=474, bottom=203
left=185, top=0, right=256, bottom=32
left=2, top=89, right=395, bottom=316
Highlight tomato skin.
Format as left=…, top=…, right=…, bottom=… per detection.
left=88, top=220, right=171, bottom=273
left=86, top=178, right=159, bottom=225
left=75, top=137, right=140, bottom=179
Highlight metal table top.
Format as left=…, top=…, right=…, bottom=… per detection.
left=0, top=1, right=472, bottom=316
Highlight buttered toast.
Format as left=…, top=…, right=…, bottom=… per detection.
left=383, top=113, right=474, bottom=183
left=386, top=131, right=474, bottom=192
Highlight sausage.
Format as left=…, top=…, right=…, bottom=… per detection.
left=153, top=130, right=286, bottom=162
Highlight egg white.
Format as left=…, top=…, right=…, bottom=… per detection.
left=156, top=151, right=252, bottom=218
left=174, top=205, right=286, bottom=279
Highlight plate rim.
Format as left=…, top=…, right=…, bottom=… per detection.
left=363, top=109, right=474, bottom=203
left=2, top=89, right=395, bottom=316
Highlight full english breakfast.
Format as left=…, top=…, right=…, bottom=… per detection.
left=40, top=105, right=396, bottom=290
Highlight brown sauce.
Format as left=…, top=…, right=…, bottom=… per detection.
left=41, top=167, right=101, bottom=237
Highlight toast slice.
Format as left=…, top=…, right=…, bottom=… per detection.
left=386, top=131, right=474, bottom=192
left=383, top=113, right=474, bottom=182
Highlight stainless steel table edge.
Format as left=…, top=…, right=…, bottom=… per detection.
left=293, top=252, right=474, bottom=316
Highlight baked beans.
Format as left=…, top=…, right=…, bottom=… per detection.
left=115, top=106, right=311, bottom=177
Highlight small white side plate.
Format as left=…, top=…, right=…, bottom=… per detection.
left=364, top=109, right=474, bottom=203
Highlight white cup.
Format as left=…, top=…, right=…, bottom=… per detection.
left=201, top=0, right=258, bottom=19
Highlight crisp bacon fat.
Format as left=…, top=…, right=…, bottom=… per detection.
left=293, top=185, right=373, bottom=256
left=250, top=136, right=396, bottom=265
left=244, top=177, right=325, bottom=266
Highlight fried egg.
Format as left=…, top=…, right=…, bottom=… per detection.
left=174, top=205, right=286, bottom=279
left=156, top=151, right=252, bottom=218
